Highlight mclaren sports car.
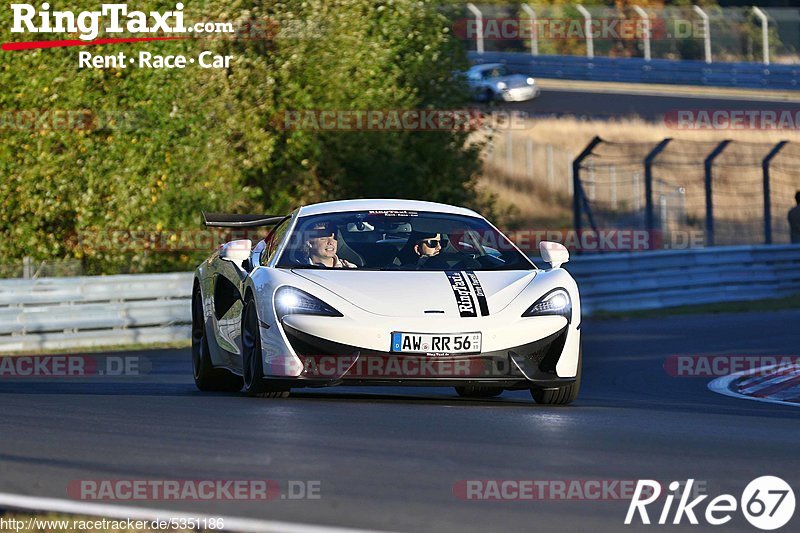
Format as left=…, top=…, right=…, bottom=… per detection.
left=192, top=199, right=581, bottom=404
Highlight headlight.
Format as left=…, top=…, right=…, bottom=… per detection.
left=275, top=287, right=342, bottom=321
left=496, top=81, right=508, bottom=90
left=522, top=289, right=571, bottom=322
left=526, top=77, right=535, bottom=85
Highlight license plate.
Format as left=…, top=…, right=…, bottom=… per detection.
left=391, top=332, right=481, bottom=354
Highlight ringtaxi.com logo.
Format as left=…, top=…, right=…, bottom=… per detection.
left=626, top=477, right=795, bottom=530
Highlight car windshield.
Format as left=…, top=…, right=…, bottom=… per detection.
left=275, top=210, right=534, bottom=271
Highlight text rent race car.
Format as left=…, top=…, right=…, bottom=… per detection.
left=192, top=199, right=581, bottom=404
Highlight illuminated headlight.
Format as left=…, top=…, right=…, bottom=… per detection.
left=526, top=77, right=535, bottom=85
left=275, top=287, right=342, bottom=321
left=523, top=289, right=571, bottom=322
left=496, top=81, right=508, bottom=90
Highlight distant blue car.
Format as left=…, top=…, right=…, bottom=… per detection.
left=466, top=63, right=540, bottom=103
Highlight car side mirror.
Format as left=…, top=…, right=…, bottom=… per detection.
left=539, top=241, right=569, bottom=269
left=220, top=239, right=252, bottom=267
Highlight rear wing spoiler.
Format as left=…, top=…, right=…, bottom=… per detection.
left=202, top=212, right=287, bottom=228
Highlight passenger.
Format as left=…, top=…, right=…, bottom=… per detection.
left=789, top=191, right=800, bottom=244
left=303, top=222, right=357, bottom=268
left=395, top=231, right=446, bottom=267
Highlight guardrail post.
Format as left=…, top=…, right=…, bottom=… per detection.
left=762, top=140, right=788, bottom=244
left=644, top=138, right=672, bottom=234
left=576, top=5, right=594, bottom=59
left=466, top=3, right=484, bottom=55
left=752, top=7, right=770, bottom=65
left=22, top=257, right=32, bottom=279
left=693, top=5, right=712, bottom=64
left=572, top=136, right=603, bottom=238
left=704, top=140, right=731, bottom=247
left=521, top=5, right=539, bottom=56
left=633, top=6, right=651, bottom=61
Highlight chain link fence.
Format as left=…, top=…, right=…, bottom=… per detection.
left=573, top=138, right=800, bottom=248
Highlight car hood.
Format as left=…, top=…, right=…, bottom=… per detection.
left=291, top=269, right=536, bottom=317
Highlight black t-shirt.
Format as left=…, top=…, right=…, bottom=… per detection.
left=789, top=206, right=800, bottom=243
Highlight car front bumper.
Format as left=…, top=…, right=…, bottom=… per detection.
left=500, top=85, right=540, bottom=102
left=264, top=320, right=576, bottom=388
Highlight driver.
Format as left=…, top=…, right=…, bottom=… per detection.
left=303, top=222, right=357, bottom=268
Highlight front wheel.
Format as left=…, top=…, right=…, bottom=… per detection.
left=530, top=346, right=581, bottom=405
left=480, top=88, right=495, bottom=103
left=241, top=296, right=290, bottom=398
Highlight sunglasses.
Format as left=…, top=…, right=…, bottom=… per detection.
left=310, top=232, right=336, bottom=240
left=420, top=239, right=447, bottom=248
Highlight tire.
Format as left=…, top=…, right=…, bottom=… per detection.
left=455, top=385, right=504, bottom=398
left=530, top=345, right=581, bottom=405
left=192, top=286, right=243, bottom=392
left=241, top=295, right=290, bottom=398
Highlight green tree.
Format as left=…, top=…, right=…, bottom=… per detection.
left=0, top=1, right=491, bottom=274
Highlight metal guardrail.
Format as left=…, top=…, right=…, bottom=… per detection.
left=469, top=52, right=800, bottom=91
left=0, top=273, right=193, bottom=353
left=1, top=245, right=799, bottom=352
left=564, top=244, right=800, bottom=314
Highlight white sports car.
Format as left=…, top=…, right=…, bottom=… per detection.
left=466, top=63, right=540, bottom=103
left=192, top=199, right=581, bottom=404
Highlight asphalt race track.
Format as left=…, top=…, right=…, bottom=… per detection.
left=503, top=88, right=800, bottom=121
left=0, top=310, right=798, bottom=532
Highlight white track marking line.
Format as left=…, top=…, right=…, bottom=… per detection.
left=0, top=492, right=392, bottom=533
left=708, top=364, right=800, bottom=408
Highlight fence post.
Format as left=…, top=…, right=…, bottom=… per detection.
left=22, top=256, right=32, bottom=279
left=633, top=6, right=651, bottom=61
left=572, top=136, right=603, bottom=237
left=752, top=7, right=770, bottom=65
left=644, top=138, right=672, bottom=233
left=506, top=131, right=514, bottom=172
left=693, top=5, right=712, bottom=64
left=526, top=138, right=534, bottom=179
left=576, top=5, right=594, bottom=59
left=704, top=140, right=731, bottom=247
left=466, top=3, right=484, bottom=54
left=521, top=5, right=539, bottom=56
left=762, top=140, right=788, bottom=244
